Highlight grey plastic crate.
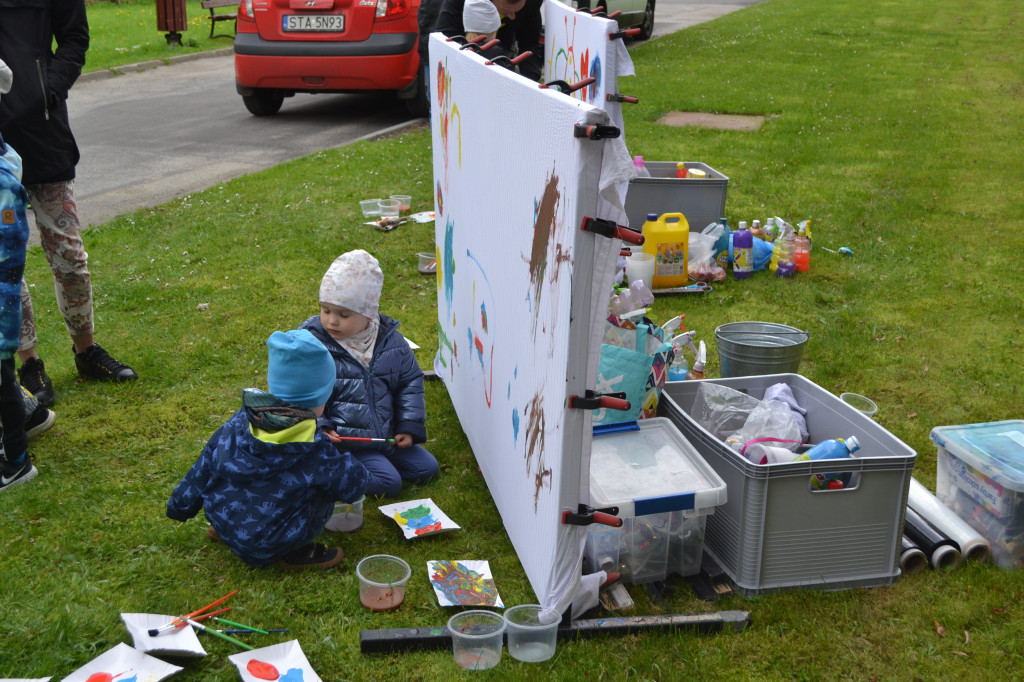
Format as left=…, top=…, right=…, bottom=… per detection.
left=658, top=373, right=917, bottom=596
left=624, top=161, right=728, bottom=232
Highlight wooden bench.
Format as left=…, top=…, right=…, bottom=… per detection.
left=201, top=0, right=238, bottom=39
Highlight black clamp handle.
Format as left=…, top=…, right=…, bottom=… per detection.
left=606, top=93, right=639, bottom=104
left=569, top=390, right=629, bottom=411
left=573, top=123, right=620, bottom=140
left=580, top=217, right=645, bottom=245
left=609, top=27, right=640, bottom=40
left=562, top=504, right=623, bottom=527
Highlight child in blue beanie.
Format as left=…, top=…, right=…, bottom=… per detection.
left=301, top=250, right=438, bottom=497
left=167, top=329, right=370, bottom=570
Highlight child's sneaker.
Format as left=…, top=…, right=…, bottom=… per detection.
left=25, top=404, right=57, bottom=439
left=18, top=358, right=55, bottom=408
left=0, top=456, right=38, bottom=492
left=279, top=543, right=344, bottom=571
left=73, top=343, right=139, bottom=381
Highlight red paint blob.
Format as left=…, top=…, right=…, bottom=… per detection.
left=246, top=660, right=280, bottom=680
left=86, top=675, right=113, bottom=682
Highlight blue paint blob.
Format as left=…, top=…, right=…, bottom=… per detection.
left=512, top=408, right=520, bottom=445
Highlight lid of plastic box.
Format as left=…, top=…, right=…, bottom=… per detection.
left=589, top=417, right=727, bottom=517
left=930, top=420, right=1024, bottom=489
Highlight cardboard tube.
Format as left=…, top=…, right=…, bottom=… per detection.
left=908, top=477, right=991, bottom=563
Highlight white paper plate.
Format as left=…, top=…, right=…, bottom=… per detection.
left=61, top=642, right=183, bottom=682
left=0, top=677, right=52, bottom=681
left=120, top=613, right=207, bottom=658
left=228, top=640, right=322, bottom=682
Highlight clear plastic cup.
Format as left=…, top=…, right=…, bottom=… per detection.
left=356, top=555, right=410, bottom=611
left=360, top=199, right=382, bottom=217
left=417, top=251, right=436, bottom=275
left=390, top=194, right=412, bottom=212
left=840, top=392, right=878, bottom=418
left=447, top=610, right=505, bottom=670
left=624, top=252, right=655, bottom=288
left=378, top=198, right=401, bottom=219
left=504, top=604, right=558, bottom=663
left=324, top=495, right=365, bottom=533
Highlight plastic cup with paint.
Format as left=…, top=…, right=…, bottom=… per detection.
left=624, top=252, right=655, bottom=289
left=377, top=199, right=401, bottom=219
left=357, top=555, right=410, bottom=611
left=324, top=495, right=365, bottom=533
left=390, top=194, right=412, bottom=212
left=417, top=251, right=436, bottom=275
left=504, top=604, right=558, bottom=663
left=840, top=392, right=878, bottom=418
left=360, top=199, right=382, bottom=217
left=448, top=610, right=505, bottom=670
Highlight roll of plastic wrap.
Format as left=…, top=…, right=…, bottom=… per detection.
left=904, top=507, right=961, bottom=570
left=899, top=536, right=928, bottom=575
left=908, top=477, right=991, bottom=563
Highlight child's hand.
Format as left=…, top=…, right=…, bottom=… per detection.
left=323, top=428, right=343, bottom=443
left=394, top=433, right=413, bottom=448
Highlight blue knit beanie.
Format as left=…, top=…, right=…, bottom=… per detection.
left=266, top=330, right=335, bottom=408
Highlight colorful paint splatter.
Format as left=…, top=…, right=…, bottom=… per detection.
left=247, top=660, right=305, bottom=681
left=428, top=560, right=501, bottom=606
left=395, top=504, right=443, bottom=535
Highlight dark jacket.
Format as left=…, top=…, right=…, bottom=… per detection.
left=300, top=314, right=427, bottom=456
left=0, top=0, right=89, bottom=185
left=0, top=134, right=30, bottom=359
left=432, top=0, right=543, bottom=80
left=166, top=396, right=370, bottom=566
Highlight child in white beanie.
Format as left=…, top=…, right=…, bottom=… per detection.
left=167, top=330, right=370, bottom=570
left=301, top=250, right=438, bottom=497
left=463, top=0, right=500, bottom=41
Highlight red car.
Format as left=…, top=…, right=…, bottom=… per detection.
left=234, top=0, right=423, bottom=116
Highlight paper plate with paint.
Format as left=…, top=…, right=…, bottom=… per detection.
left=427, top=560, right=504, bottom=607
left=378, top=498, right=460, bottom=539
left=62, top=642, right=184, bottom=682
left=120, top=613, right=207, bottom=657
left=227, top=640, right=322, bottom=682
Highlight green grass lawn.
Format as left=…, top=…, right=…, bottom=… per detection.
left=3, top=0, right=1023, bottom=678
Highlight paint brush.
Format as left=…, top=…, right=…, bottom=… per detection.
left=186, top=618, right=255, bottom=651
left=335, top=436, right=396, bottom=444
left=148, top=589, right=239, bottom=636
left=211, top=616, right=268, bottom=634
left=222, top=628, right=290, bottom=634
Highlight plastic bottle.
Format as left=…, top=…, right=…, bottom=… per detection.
left=711, top=217, right=731, bottom=270
left=675, top=162, right=687, bottom=178
left=750, top=219, right=763, bottom=239
left=795, top=435, right=861, bottom=461
left=776, top=229, right=796, bottom=278
left=732, top=221, right=753, bottom=280
left=768, top=221, right=784, bottom=273
left=686, top=340, right=706, bottom=380
left=793, top=223, right=810, bottom=272
left=641, top=212, right=689, bottom=287
left=667, top=345, right=689, bottom=381
left=633, top=156, right=651, bottom=178
left=763, top=217, right=777, bottom=243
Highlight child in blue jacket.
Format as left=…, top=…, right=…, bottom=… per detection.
left=167, top=330, right=369, bottom=570
left=301, top=250, right=438, bottom=497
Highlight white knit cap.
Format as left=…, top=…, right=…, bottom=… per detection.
left=0, top=59, right=12, bottom=97
left=319, top=249, right=383, bottom=318
left=464, top=0, right=500, bottom=34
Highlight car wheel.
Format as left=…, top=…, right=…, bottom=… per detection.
left=404, top=70, right=430, bottom=118
left=242, top=90, right=285, bottom=117
left=637, top=0, right=655, bottom=40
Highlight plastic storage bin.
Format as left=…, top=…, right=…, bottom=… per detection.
left=932, top=420, right=1024, bottom=569
left=623, top=162, right=728, bottom=234
left=585, top=417, right=727, bottom=584
left=658, top=374, right=917, bottom=596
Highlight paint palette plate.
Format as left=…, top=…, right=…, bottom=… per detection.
left=378, top=498, right=460, bottom=539
left=427, top=560, right=504, bottom=607
left=228, top=640, right=322, bottom=682
left=120, top=613, right=207, bottom=657
left=62, top=642, right=183, bottom=682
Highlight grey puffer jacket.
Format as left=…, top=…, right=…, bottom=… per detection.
left=300, top=314, right=427, bottom=456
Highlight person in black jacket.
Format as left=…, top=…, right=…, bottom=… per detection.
left=430, top=0, right=543, bottom=81
left=0, top=0, right=137, bottom=411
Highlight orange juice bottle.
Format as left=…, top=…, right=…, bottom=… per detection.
left=641, top=212, right=690, bottom=288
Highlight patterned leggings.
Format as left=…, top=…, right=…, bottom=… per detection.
left=19, top=180, right=93, bottom=351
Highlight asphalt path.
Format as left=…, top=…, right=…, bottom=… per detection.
left=65, top=0, right=767, bottom=229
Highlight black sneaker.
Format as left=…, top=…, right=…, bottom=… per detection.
left=278, top=543, right=344, bottom=571
left=73, top=344, right=139, bottom=381
left=18, top=357, right=55, bottom=408
left=25, top=404, right=56, bottom=440
left=0, top=456, right=38, bottom=492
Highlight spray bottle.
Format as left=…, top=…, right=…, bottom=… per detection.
left=686, top=340, right=707, bottom=380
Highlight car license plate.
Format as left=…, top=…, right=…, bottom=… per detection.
left=283, top=14, right=344, bottom=31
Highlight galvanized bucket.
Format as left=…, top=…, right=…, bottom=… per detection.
left=715, top=322, right=808, bottom=378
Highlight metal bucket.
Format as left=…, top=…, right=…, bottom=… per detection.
left=715, top=322, right=808, bottom=378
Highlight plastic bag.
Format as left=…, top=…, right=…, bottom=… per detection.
left=725, top=399, right=803, bottom=451
left=688, top=225, right=726, bottom=283
left=690, top=382, right=761, bottom=440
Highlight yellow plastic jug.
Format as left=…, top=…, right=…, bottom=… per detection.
left=641, top=212, right=690, bottom=288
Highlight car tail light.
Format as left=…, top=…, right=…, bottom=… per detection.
left=239, top=0, right=255, bottom=22
left=375, top=0, right=410, bottom=20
